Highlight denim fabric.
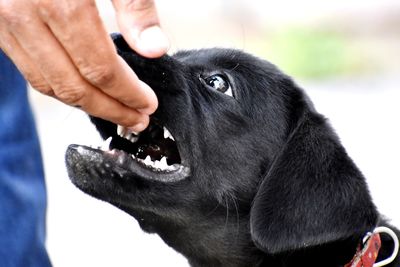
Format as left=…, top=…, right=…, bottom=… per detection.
left=0, top=51, right=51, bottom=267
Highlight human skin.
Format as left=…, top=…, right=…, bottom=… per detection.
left=0, top=0, right=169, bottom=132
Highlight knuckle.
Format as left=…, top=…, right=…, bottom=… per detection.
left=0, top=2, right=39, bottom=27
left=29, top=79, right=53, bottom=96
left=34, top=86, right=54, bottom=96
left=18, top=67, right=53, bottom=96
left=0, top=5, right=24, bottom=27
left=63, top=0, right=95, bottom=17
left=36, top=0, right=94, bottom=20
left=80, top=64, right=117, bottom=88
left=35, top=0, right=58, bottom=20
left=54, top=86, right=86, bottom=105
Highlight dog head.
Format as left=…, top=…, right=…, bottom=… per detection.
left=66, top=34, right=378, bottom=266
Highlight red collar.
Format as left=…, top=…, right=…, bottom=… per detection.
left=345, top=232, right=381, bottom=267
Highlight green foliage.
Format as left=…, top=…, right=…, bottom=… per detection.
left=262, top=28, right=364, bottom=79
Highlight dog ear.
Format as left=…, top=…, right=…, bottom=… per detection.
left=250, top=104, right=378, bottom=254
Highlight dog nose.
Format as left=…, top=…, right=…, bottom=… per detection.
left=110, top=33, right=133, bottom=54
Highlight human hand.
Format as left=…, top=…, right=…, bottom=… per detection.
left=0, top=0, right=169, bottom=132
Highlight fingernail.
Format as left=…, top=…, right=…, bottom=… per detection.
left=135, top=26, right=169, bottom=57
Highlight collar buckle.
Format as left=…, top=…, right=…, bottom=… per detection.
left=345, top=226, right=399, bottom=267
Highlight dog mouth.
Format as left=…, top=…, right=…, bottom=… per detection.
left=67, top=119, right=190, bottom=185
left=108, top=122, right=182, bottom=173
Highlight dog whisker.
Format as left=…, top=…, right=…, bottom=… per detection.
left=224, top=195, right=230, bottom=233
left=230, top=63, right=240, bottom=72
left=205, top=202, right=222, bottom=217
left=230, top=193, right=241, bottom=239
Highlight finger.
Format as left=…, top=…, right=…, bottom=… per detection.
left=75, top=84, right=150, bottom=132
left=0, top=30, right=53, bottom=96
left=35, top=0, right=158, bottom=115
left=112, top=0, right=169, bottom=58
left=9, top=10, right=149, bottom=129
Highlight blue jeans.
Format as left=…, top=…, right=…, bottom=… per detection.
left=0, top=51, right=51, bottom=267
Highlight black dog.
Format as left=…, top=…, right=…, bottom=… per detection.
left=66, top=34, right=399, bottom=267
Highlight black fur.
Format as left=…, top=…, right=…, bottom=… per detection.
left=65, top=34, right=400, bottom=267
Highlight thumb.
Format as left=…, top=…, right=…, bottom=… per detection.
left=112, top=0, right=169, bottom=58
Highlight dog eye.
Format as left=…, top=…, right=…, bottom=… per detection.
left=204, top=74, right=233, bottom=97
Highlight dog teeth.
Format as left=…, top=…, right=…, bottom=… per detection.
left=137, top=155, right=178, bottom=171
left=117, top=125, right=125, bottom=136
left=160, top=157, right=168, bottom=167
left=117, top=125, right=134, bottom=139
left=100, top=137, right=112, bottom=151
left=153, top=157, right=167, bottom=169
left=117, top=125, right=139, bottom=143
left=119, top=125, right=174, bottom=142
left=153, top=159, right=161, bottom=169
left=163, top=127, right=175, bottom=141
left=129, top=134, right=139, bottom=143
left=144, top=156, right=152, bottom=166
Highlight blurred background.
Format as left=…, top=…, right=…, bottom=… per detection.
left=29, top=0, right=400, bottom=266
